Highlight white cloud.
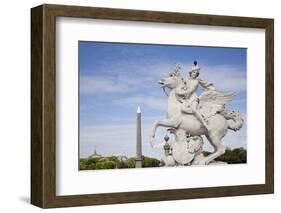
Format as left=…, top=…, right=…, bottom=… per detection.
left=145, top=62, right=247, bottom=93
left=80, top=117, right=247, bottom=159
left=80, top=62, right=246, bottom=96
left=113, top=95, right=167, bottom=111
left=80, top=76, right=127, bottom=93
left=201, top=65, right=246, bottom=92
left=161, top=62, right=246, bottom=92
left=79, top=61, right=183, bottom=95
left=79, top=121, right=167, bottom=159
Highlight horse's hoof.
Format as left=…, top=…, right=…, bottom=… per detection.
left=201, top=161, right=209, bottom=165
left=192, top=159, right=209, bottom=165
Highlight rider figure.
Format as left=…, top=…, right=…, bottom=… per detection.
left=175, top=61, right=214, bottom=132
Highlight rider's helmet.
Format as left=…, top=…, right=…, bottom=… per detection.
left=189, top=61, right=200, bottom=77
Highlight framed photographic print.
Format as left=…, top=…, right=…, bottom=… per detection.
left=31, top=4, right=274, bottom=208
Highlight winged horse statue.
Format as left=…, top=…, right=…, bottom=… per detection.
left=150, top=62, right=244, bottom=165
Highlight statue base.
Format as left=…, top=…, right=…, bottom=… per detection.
left=135, top=159, right=142, bottom=168
left=162, top=129, right=228, bottom=166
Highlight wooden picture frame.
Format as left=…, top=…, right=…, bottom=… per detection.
left=31, top=4, right=274, bottom=208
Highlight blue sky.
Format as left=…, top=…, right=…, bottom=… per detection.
left=79, top=41, right=247, bottom=159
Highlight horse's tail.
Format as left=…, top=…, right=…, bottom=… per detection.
left=220, top=109, right=244, bottom=131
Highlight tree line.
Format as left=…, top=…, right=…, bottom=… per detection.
left=80, top=155, right=161, bottom=170
left=80, top=147, right=246, bottom=170
left=203, top=147, right=247, bottom=164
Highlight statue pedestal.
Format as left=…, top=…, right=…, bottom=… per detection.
left=135, top=159, right=142, bottom=168
left=209, top=161, right=228, bottom=165
left=172, top=141, right=195, bottom=165
left=162, top=133, right=205, bottom=166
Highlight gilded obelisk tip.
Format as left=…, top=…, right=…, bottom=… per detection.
left=137, top=106, right=141, bottom=113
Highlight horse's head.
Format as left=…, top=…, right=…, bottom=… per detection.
left=158, top=72, right=183, bottom=89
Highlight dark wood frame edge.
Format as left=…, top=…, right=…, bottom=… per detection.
left=31, top=4, right=274, bottom=208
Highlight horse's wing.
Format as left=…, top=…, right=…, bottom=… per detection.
left=199, top=90, right=235, bottom=107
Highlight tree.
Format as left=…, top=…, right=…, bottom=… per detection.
left=103, top=161, right=116, bottom=169
left=203, top=147, right=247, bottom=164
left=142, top=156, right=160, bottom=167
left=79, top=155, right=162, bottom=170
left=126, top=158, right=136, bottom=168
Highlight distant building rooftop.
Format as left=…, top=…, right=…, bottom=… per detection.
left=89, top=149, right=102, bottom=158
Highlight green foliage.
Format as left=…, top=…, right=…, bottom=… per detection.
left=94, top=162, right=104, bottom=170
left=95, top=161, right=116, bottom=169
left=117, top=160, right=128, bottom=168
left=142, top=156, right=160, bottom=167
left=79, top=158, right=99, bottom=170
left=104, top=161, right=117, bottom=169
left=126, top=158, right=136, bottom=168
left=79, top=147, right=246, bottom=170
left=203, top=147, right=247, bottom=164
left=79, top=155, right=160, bottom=170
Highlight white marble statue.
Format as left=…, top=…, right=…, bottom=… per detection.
left=150, top=61, right=244, bottom=165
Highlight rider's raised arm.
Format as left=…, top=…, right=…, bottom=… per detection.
left=198, top=78, right=215, bottom=91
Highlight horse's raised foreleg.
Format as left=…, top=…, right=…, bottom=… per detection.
left=150, top=117, right=181, bottom=147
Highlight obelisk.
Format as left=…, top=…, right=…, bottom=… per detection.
left=135, top=106, right=142, bottom=168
